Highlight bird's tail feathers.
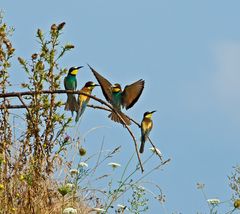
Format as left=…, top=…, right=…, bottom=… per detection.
left=75, top=110, right=82, bottom=123
left=139, top=135, right=147, bottom=153
left=65, top=94, right=78, bottom=115
left=108, top=110, right=131, bottom=126
left=75, top=102, right=87, bottom=123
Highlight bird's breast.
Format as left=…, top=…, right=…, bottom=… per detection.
left=142, top=119, right=153, bottom=131
left=112, top=92, right=122, bottom=108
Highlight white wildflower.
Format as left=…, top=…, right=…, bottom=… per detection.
left=207, top=198, right=220, bottom=205
left=91, top=207, right=106, bottom=212
left=138, top=185, right=145, bottom=191
left=78, top=162, right=88, bottom=168
left=149, top=147, right=162, bottom=156
left=117, top=204, right=127, bottom=210
left=63, top=207, right=77, bottom=214
left=108, top=162, right=121, bottom=169
left=66, top=183, right=75, bottom=190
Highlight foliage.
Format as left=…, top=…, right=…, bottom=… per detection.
left=127, top=185, right=149, bottom=213
left=0, top=14, right=167, bottom=214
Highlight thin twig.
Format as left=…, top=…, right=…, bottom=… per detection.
left=148, top=137, right=163, bottom=161
left=124, top=123, right=144, bottom=172
left=93, top=137, right=105, bottom=173
left=0, top=104, right=26, bottom=109
left=17, top=94, right=34, bottom=126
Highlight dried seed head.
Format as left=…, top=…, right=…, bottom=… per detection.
left=51, top=24, right=57, bottom=32
left=31, top=53, right=38, bottom=60
left=234, top=199, right=240, bottom=208
left=8, top=48, right=15, bottom=56
left=70, top=169, right=79, bottom=175
left=64, top=44, right=75, bottom=50
left=37, top=29, right=43, bottom=40
left=36, top=61, right=44, bottom=70
left=58, top=22, right=66, bottom=30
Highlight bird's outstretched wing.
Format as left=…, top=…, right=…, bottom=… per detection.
left=88, top=64, right=112, bottom=102
left=122, top=79, right=145, bottom=109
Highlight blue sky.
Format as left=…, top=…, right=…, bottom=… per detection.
left=2, top=0, right=240, bottom=213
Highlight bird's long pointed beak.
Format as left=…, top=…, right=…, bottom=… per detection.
left=77, top=66, right=84, bottom=69
left=151, top=110, right=157, bottom=114
left=95, top=84, right=100, bottom=86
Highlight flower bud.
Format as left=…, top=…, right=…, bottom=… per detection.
left=79, top=147, right=86, bottom=156
left=31, top=53, right=38, bottom=60
left=18, top=57, right=26, bottom=66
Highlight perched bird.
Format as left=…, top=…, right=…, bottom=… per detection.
left=75, top=81, right=99, bottom=122
left=88, top=65, right=144, bottom=126
left=140, top=110, right=156, bottom=153
left=64, top=66, right=83, bottom=114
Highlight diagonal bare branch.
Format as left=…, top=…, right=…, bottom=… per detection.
left=16, top=93, right=35, bottom=126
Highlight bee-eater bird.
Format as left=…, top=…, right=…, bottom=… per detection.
left=88, top=65, right=144, bottom=126
left=75, top=81, right=99, bottom=122
left=140, top=110, right=156, bottom=153
left=64, top=66, right=83, bottom=114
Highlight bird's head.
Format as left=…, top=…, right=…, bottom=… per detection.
left=112, top=83, right=122, bottom=93
left=143, top=110, right=156, bottom=119
left=84, top=81, right=99, bottom=89
left=68, top=66, right=84, bottom=75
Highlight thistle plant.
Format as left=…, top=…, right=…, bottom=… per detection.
left=0, top=12, right=15, bottom=212
left=0, top=16, right=78, bottom=212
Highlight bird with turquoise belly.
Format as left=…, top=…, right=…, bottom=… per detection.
left=88, top=65, right=144, bottom=126
left=64, top=66, right=83, bottom=115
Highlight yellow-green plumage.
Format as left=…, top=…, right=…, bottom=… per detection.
left=75, top=81, right=98, bottom=122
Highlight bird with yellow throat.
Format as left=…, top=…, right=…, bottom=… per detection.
left=139, top=110, right=156, bottom=153
left=64, top=66, right=83, bottom=114
left=75, top=81, right=99, bottom=122
left=88, top=65, right=144, bottom=126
